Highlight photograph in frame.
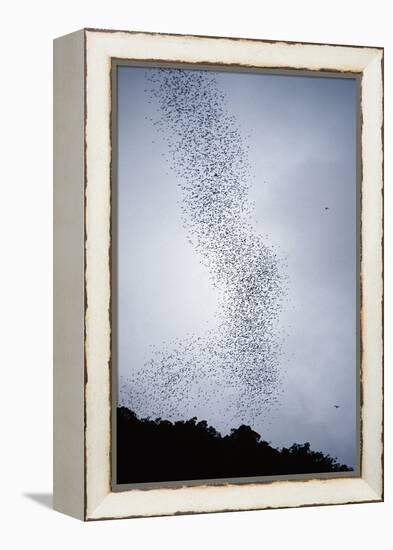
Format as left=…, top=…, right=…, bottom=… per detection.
left=53, top=29, right=383, bottom=520
left=112, top=62, right=360, bottom=487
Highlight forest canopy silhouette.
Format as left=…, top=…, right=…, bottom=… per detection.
left=117, top=407, right=352, bottom=484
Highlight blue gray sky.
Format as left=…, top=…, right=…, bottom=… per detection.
left=116, top=66, right=358, bottom=468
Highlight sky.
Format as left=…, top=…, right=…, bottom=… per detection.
left=116, top=65, right=358, bottom=468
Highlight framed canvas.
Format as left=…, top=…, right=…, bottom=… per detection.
left=53, top=28, right=384, bottom=521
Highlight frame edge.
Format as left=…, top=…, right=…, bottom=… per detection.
left=53, top=28, right=86, bottom=521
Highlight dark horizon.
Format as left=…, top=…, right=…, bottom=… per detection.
left=116, top=406, right=353, bottom=485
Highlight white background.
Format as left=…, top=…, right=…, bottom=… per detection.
left=0, top=1, right=391, bottom=548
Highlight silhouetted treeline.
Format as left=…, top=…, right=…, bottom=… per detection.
left=117, top=406, right=352, bottom=484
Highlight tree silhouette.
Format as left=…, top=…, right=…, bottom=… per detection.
left=117, top=406, right=352, bottom=484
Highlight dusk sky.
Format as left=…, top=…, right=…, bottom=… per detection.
left=116, top=65, right=358, bottom=468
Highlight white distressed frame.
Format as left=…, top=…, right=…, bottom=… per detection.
left=55, top=28, right=384, bottom=521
